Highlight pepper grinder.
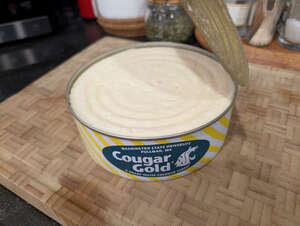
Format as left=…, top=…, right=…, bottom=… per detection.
left=246, top=0, right=286, bottom=46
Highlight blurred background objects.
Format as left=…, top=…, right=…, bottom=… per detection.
left=278, top=0, right=300, bottom=50
left=0, top=0, right=299, bottom=225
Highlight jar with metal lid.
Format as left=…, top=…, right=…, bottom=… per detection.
left=145, top=0, right=194, bottom=42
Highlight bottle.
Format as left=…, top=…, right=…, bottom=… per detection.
left=278, top=0, right=300, bottom=51
left=225, top=0, right=255, bottom=36
left=145, top=0, right=194, bottom=42
left=246, top=0, right=286, bottom=47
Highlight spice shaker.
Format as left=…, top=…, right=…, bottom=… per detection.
left=278, top=0, right=300, bottom=50
left=145, top=0, right=194, bottom=42
left=225, top=0, right=256, bottom=36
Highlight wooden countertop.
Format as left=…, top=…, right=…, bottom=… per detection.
left=244, top=36, right=300, bottom=72
left=195, top=29, right=300, bottom=72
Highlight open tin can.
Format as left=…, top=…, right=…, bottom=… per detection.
left=66, top=42, right=237, bottom=182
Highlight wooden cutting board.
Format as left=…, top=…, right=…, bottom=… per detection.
left=1, top=37, right=300, bottom=226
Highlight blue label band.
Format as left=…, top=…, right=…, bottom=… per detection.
left=103, top=140, right=210, bottom=177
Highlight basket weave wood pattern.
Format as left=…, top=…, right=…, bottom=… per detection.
left=0, top=37, right=300, bottom=226
left=97, top=13, right=145, bottom=38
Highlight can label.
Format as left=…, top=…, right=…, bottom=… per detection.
left=103, top=140, right=209, bottom=177
left=75, top=107, right=232, bottom=181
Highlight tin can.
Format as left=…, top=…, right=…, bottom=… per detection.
left=66, top=42, right=237, bottom=182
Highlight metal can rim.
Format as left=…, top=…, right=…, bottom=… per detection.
left=65, top=42, right=238, bottom=141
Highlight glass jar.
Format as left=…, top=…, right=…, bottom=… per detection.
left=278, top=0, right=300, bottom=51
left=225, top=0, right=256, bottom=36
left=145, top=0, right=194, bottom=42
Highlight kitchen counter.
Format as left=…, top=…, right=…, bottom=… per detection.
left=1, top=14, right=299, bottom=226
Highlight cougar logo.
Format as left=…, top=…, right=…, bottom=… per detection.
left=175, top=146, right=198, bottom=167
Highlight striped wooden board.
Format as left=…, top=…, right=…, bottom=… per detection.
left=1, top=37, right=300, bottom=226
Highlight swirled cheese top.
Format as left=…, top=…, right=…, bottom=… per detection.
left=70, top=47, right=235, bottom=138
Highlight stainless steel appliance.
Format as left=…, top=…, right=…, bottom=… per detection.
left=0, top=0, right=52, bottom=43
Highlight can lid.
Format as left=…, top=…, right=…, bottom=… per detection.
left=148, top=0, right=180, bottom=4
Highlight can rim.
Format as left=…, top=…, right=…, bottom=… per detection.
left=65, top=42, right=238, bottom=141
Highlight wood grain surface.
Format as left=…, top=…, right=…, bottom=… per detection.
left=195, top=29, right=300, bottom=72
left=244, top=36, right=300, bottom=72
left=1, top=37, right=300, bottom=226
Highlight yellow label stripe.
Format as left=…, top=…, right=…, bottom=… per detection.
left=199, top=157, right=212, bottom=164
left=202, top=126, right=226, bottom=140
left=92, top=131, right=110, bottom=147
left=180, top=134, right=198, bottom=141
left=208, top=145, right=221, bottom=153
left=120, top=170, right=142, bottom=181
left=81, top=126, right=142, bottom=181
left=155, top=139, right=170, bottom=144
left=218, top=116, right=230, bottom=129
left=186, top=167, right=199, bottom=173
left=148, top=177, right=161, bottom=182
left=79, top=126, right=101, bottom=162
left=168, top=174, right=182, bottom=179
left=78, top=126, right=112, bottom=172
left=78, top=126, right=99, bottom=162
left=109, top=137, right=124, bottom=146
left=131, top=140, right=145, bottom=146
left=81, top=126, right=121, bottom=175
